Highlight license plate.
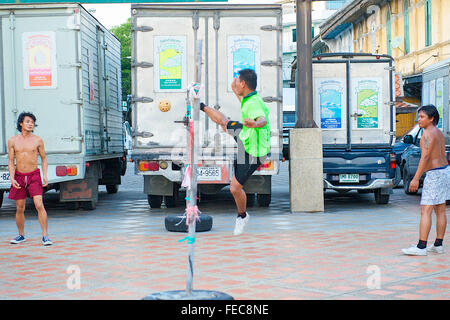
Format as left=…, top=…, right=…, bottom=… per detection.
left=339, top=174, right=360, bottom=183
left=0, top=171, right=10, bottom=182
left=197, top=167, right=221, bottom=181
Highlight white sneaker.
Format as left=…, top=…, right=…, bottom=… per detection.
left=427, top=245, right=444, bottom=254
left=402, top=245, right=427, bottom=256
left=233, top=213, right=250, bottom=236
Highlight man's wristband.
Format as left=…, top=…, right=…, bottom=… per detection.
left=200, top=102, right=206, bottom=112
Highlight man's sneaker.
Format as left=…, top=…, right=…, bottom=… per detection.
left=233, top=213, right=249, bottom=236
left=427, top=245, right=444, bottom=254
left=402, top=245, right=427, bottom=256
left=42, top=236, right=53, bottom=246
left=10, top=235, right=26, bottom=244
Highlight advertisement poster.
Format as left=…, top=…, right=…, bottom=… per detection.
left=352, top=78, right=382, bottom=129
left=154, top=36, right=187, bottom=92
left=22, top=32, right=57, bottom=89
left=429, top=79, right=436, bottom=106
left=228, top=35, right=260, bottom=92
left=435, top=77, right=443, bottom=129
left=315, top=79, right=345, bottom=129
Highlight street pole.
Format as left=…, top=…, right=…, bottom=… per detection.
left=290, top=0, right=323, bottom=213
left=296, top=0, right=317, bottom=128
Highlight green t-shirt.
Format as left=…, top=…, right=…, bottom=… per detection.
left=238, top=91, right=271, bottom=157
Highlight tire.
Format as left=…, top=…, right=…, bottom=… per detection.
left=81, top=200, right=96, bottom=210
left=357, top=190, right=372, bottom=194
left=148, top=195, right=162, bottom=209
left=246, top=193, right=255, bottom=207
left=65, top=201, right=79, bottom=210
left=165, top=214, right=213, bottom=232
left=403, top=167, right=417, bottom=195
left=374, top=189, right=390, bottom=204
left=393, top=166, right=402, bottom=188
left=106, top=184, right=119, bottom=194
left=257, top=193, right=271, bottom=207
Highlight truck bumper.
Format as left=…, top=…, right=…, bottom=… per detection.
left=324, top=178, right=394, bottom=190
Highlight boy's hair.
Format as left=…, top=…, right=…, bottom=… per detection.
left=17, top=112, right=37, bottom=132
left=418, top=104, right=439, bottom=126
left=238, top=68, right=257, bottom=91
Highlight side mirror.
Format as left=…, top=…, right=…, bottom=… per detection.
left=403, top=135, right=414, bottom=144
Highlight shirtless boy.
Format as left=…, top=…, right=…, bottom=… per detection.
left=402, top=105, right=449, bottom=256
left=8, top=112, right=52, bottom=246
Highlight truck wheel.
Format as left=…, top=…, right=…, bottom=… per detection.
left=403, top=167, right=417, bottom=195
left=374, top=189, right=390, bottom=204
left=106, top=184, right=119, bottom=194
left=0, top=191, right=4, bottom=208
left=148, top=195, right=162, bottom=209
left=165, top=214, right=213, bottom=232
left=257, top=194, right=271, bottom=207
left=65, top=202, right=79, bottom=210
left=246, top=193, right=255, bottom=207
left=393, top=166, right=402, bottom=188
left=164, top=196, right=177, bottom=208
left=81, top=200, right=96, bottom=210
left=164, top=184, right=179, bottom=208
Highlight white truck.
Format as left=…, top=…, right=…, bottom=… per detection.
left=130, top=4, right=283, bottom=208
left=0, top=3, right=126, bottom=210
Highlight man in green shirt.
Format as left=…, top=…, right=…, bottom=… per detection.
left=200, top=69, right=270, bottom=235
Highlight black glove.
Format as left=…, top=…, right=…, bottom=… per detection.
left=200, top=102, right=206, bottom=112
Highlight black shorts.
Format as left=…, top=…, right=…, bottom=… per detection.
left=227, top=121, right=267, bottom=186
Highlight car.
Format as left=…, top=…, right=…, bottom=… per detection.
left=399, top=124, right=450, bottom=195
left=282, top=111, right=296, bottom=160
left=392, top=124, right=421, bottom=187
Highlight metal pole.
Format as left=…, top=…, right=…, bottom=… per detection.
left=186, top=39, right=203, bottom=295
left=296, top=0, right=317, bottom=128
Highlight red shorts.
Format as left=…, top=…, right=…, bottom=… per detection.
left=8, top=169, right=43, bottom=200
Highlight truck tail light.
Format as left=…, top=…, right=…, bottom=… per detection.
left=139, top=161, right=159, bottom=171
left=257, top=161, right=274, bottom=171
left=67, top=166, right=77, bottom=176
left=56, top=166, right=67, bottom=176
left=390, top=153, right=396, bottom=169
left=56, top=165, right=78, bottom=176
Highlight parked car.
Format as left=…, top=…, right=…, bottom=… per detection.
left=282, top=111, right=296, bottom=160
left=399, top=125, right=450, bottom=194
left=392, top=124, right=421, bottom=187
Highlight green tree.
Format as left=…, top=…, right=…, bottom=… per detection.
left=110, top=18, right=131, bottom=99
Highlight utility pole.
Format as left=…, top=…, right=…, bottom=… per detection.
left=296, top=0, right=317, bottom=128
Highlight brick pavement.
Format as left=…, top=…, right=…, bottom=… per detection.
left=0, top=163, right=448, bottom=300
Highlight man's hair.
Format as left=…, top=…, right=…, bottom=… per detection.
left=17, top=112, right=37, bottom=132
left=417, top=104, right=439, bottom=126
left=238, top=68, right=257, bottom=91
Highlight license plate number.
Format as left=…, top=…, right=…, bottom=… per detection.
left=0, top=171, right=10, bottom=182
left=339, top=174, right=359, bottom=183
left=197, top=167, right=221, bottom=181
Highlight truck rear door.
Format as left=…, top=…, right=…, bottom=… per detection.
left=1, top=11, right=82, bottom=154
left=313, top=54, right=395, bottom=149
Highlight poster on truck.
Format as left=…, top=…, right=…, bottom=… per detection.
left=315, top=78, right=345, bottom=129
left=22, top=32, right=57, bottom=89
left=352, top=78, right=382, bottom=129
left=227, top=35, right=260, bottom=92
left=435, top=77, right=444, bottom=129
left=154, top=36, right=187, bottom=92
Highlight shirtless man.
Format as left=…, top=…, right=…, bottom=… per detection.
left=8, top=112, right=52, bottom=246
left=402, top=105, right=449, bottom=256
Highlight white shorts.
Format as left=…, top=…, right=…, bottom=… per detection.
left=420, top=165, right=450, bottom=206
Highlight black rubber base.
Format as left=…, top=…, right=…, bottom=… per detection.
left=165, top=214, right=213, bottom=232
left=142, top=290, right=234, bottom=300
